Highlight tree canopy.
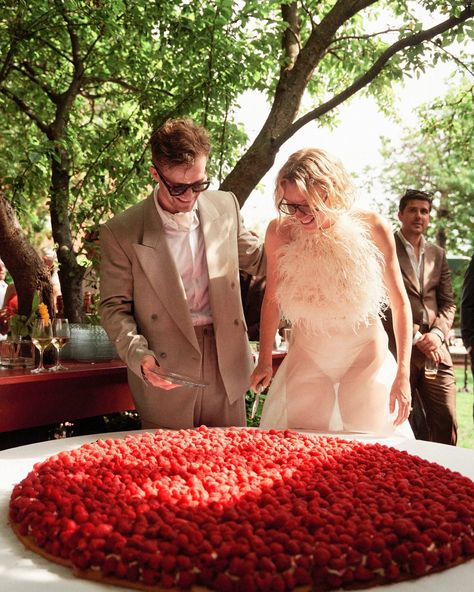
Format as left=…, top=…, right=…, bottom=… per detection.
left=375, top=80, right=474, bottom=255
left=0, top=0, right=473, bottom=320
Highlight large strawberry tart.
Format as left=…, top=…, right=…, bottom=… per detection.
left=9, top=427, right=474, bottom=591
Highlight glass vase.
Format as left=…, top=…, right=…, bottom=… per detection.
left=0, top=337, right=35, bottom=369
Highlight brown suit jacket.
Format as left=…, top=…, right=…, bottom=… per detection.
left=99, top=190, right=265, bottom=407
left=385, top=233, right=455, bottom=366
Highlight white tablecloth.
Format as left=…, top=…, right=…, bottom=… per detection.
left=1, top=430, right=473, bottom=591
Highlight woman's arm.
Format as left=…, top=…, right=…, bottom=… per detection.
left=368, top=212, right=412, bottom=425
left=249, top=219, right=285, bottom=392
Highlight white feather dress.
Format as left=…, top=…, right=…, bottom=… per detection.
left=259, top=213, right=413, bottom=437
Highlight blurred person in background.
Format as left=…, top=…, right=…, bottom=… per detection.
left=461, top=252, right=474, bottom=379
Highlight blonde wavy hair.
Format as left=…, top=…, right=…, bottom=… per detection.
left=275, top=148, right=356, bottom=217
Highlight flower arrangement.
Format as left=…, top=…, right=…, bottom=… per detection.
left=0, top=291, right=41, bottom=338
left=37, top=301, right=50, bottom=324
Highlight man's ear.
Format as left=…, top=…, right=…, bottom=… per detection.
left=149, top=166, right=159, bottom=182
left=397, top=210, right=402, bottom=222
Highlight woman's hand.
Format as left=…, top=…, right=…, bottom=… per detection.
left=250, top=363, right=273, bottom=393
left=390, top=374, right=412, bottom=425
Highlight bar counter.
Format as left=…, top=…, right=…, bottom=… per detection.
left=0, top=361, right=134, bottom=433
left=0, top=351, right=287, bottom=434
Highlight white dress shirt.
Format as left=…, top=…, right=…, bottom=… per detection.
left=154, top=188, right=213, bottom=326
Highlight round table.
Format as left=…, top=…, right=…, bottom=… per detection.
left=1, top=430, right=473, bottom=591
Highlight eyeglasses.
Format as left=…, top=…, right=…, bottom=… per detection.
left=278, top=200, right=314, bottom=216
left=153, top=165, right=210, bottom=197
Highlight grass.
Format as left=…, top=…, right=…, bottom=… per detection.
left=456, top=365, right=474, bottom=449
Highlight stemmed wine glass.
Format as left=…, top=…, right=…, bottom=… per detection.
left=51, top=318, right=70, bottom=371
left=31, top=318, right=53, bottom=374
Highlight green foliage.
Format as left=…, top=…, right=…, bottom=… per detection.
left=0, top=0, right=472, bottom=318
left=373, top=80, right=474, bottom=255
left=367, top=80, right=473, bottom=326
left=1, top=1, right=472, bottom=223
left=455, top=366, right=474, bottom=450
left=8, top=291, right=40, bottom=337
left=245, top=389, right=267, bottom=427
left=0, top=0, right=288, bottom=231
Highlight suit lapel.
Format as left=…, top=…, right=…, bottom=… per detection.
left=422, top=243, right=436, bottom=291
left=198, top=193, right=232, bottom=329
left=132, top=195, right=199, bottom=350
left=198, top=193, right=229, bottom=279
left=395, top=233, right=420, bottom=292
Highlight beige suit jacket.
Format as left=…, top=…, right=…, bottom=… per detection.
left=385, top=233, right=455, bottom=365
left=99, top=190, right=264, bottom=406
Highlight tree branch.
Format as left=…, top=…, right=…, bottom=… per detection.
left=39, top=36, right=74, bottom=64
left=0, top=87, right=49, bottom=134
left=275, top=6, right=474, bottom=149
left=428, top=40, right=474, bottom=77
left=82, top=76, right=143, bottom=93
left=281, top=2, right=301, bottom=69
left=0, top=38, right=18, bottom=85
left=11, top=62, right=60, bottom=103
left=49, top=1, right=85, bottom=136
left=331, top=28, right=404, bottom=44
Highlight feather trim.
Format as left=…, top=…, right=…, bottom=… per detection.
left=276, top=212, right=387, bottom=334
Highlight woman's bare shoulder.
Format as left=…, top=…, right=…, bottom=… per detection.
left=265, top=218, right=292, bottom=246
left=353, top=209, right=390, bottom=232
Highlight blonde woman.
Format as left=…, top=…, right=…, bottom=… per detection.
left=250, top=148, right=413, bottom=436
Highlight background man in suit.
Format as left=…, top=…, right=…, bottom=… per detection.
left=385, top=189, right=457, bottom=445
left=100, top=118, right=264, bottom=429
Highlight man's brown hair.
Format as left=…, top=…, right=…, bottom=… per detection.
left=399, top=189, right=433, bottom=213
left=150, top=118, right=211, bottom=167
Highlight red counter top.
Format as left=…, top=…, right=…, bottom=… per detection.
left=0, top=361, right=134, bottom=432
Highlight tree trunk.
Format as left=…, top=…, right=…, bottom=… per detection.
left=49, top=144, right=85, bottom=322
left=222, top=2, right=473, bottom=206
left=436, top=191, right=449, bottom=249
left=0, top=193, right=52, bottom=315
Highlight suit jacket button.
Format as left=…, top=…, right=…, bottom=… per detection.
left=159, top=352, right=167, bottom=359
left=234, top=319, right=239, bottom=326
left=231, top=281, right=235, bottom=289
left=151, top=313, right=158, bottom=320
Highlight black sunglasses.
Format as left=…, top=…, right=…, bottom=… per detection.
left=154, top=165, right=210, bottom=197
left=278, top=200, right=314, bottom=216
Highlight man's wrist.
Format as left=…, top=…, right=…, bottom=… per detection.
left=430, top=328, right=445, bottom=344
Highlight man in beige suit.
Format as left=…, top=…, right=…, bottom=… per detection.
left=384, top=189, right=457, bottom=445
left=100, top=118, right=264, bottom=429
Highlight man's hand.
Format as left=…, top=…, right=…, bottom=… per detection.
left=141, top=355, right=180, bottom=390
left=415, top=333, right=442, bottom=363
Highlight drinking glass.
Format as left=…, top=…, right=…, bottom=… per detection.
left=51, top=318, right=70, bottom=371
left=424, top=357, right=439, bottom=380
left=31, top=319, right=53, bottom=374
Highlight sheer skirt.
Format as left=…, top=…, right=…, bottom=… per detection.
left=260, top=319, right=413, bottom=438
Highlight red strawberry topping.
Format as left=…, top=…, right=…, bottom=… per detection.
left=8, top=427, right=474, bottom=591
